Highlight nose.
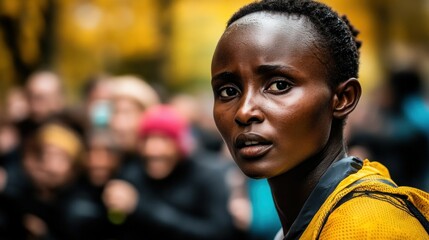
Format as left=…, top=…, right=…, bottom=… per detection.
left=234, top=92, right=264, bottom=126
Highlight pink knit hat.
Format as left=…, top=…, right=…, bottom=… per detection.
left=138, top=105, right=192, bottom=158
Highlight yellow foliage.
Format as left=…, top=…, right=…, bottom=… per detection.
left=0, top=30, right=15, bottom=97
left=1, top=0, right=427, bottom=97
left=167, top=0, right=254, bottom=89
left=0, top=0, right=23, bottom=17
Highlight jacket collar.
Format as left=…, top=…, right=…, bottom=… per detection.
left=278, top=156, right=363, bottom=240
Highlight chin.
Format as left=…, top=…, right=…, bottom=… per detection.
left=236, top=162, right=278, bottom=179
left=147, top=172, right=168, bottom=180
left=244, top=172, right=269, bottom=179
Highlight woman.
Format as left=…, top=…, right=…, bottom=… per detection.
left=21, top=121, right=84, bottom=240
left=211, top=0, right=429, bottom=239
left=103, top=105, right=236, bottom=240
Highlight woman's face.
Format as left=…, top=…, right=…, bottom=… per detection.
left=110, top=98, right=143, bottom=150
left=212, top=13, right=335, bottom=178
left=86, top=144, right=120, bottom=186
left=139, top=133, right=181, bottom=180
left=41, top=144, right=75, bottom=189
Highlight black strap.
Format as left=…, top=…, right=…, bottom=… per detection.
left=403, top=197, right=429, bottom=234
left=315, top=191, right=357, bottom=239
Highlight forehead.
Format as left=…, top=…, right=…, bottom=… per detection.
left=228, top=12, right=315, bottom=36
left=228, top=12, right=318, bottom=46
left=212, top=12, right=328, bottom=78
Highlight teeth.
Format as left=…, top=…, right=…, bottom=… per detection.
left=244, top=141, right=259, bottom=146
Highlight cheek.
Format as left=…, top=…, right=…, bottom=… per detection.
left=275, top=94, right=333, bottom=156
left=55, top=158, right=74, bottom=175
left=88, top=151, right=109, bottom=168
left=213, top=105, right=233, bottom=142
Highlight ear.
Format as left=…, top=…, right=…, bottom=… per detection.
left=332, top=78, right=362, bottom=119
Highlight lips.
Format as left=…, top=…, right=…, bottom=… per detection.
left=234, top=133, right=273, bottom=159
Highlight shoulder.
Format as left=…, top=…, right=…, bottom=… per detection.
left=184, top=159, right=232, bottom=194
left=187, top=157, right=227, bottom=178
left=319, top=193, right=429, bottom=239
left=116, top=157, right=145, bottom=184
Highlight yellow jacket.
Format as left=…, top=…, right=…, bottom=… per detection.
left=276, top=157, right=429, bottom=239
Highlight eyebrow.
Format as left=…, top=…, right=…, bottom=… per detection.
left=211, top=71, right=236, bottom=83
left=256, top=64, right=298, bottom=75
left=211, top=64, right=300, bottom=83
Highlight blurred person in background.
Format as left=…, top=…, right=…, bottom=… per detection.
left=61, top=130, right=122, bottom=240
left=0, top=114, right=23, bottom=195
left=0, top=88, right=30, bottom=239
left=170, top=94, right=224, bottom=160
left=109, top=75, right=160, bottom=156
left=171, top=94, right=256, bottom=239
left=81, top=75, right=114, bottom=130
left=220, top=143, right=281, bottom=240
left=17, top=71, right=66, bottom=140
left=0, top=88, right=27, bottom=181
left=84, top=130, right=122, bottom=188
left=349, top=68, right=429, bottom=190
left=401, top=74, right=429, bottom=137
left=169, top=95, right=237, bottom=183
left=0, top=86, right=39, bottom=234
left=20, top=121, right=83, bottom=240
left=0, top=116, right=21, bottom=165
left=103, top=105, right=236, bottom=240
left=0, top=87, right=28, bottom=182
left=5, top=87, right=30, bottom=124
left=245, top=178, right=282, bottom=240
left=0, top=115, right=27, bottom=239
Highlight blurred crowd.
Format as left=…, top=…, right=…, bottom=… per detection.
left=0, top=71, right=281, bottom=240
left=0, top=66, right=428, bottom=240
left=347, top=66, right=429, bottom=191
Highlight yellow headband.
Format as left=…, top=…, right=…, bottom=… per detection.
left=38, top=124, right=82, bottom=160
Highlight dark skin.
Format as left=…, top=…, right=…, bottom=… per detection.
left=211, top=12, right=361, bottom=233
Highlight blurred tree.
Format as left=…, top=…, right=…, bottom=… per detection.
left=0, top=0, right=428, bottom=102
left=366, top=0, right=429, bottom=72
left=0, top=0, right=56, bottom=84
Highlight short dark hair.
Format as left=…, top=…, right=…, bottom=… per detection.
left=227, top=0, right=361, bottom=87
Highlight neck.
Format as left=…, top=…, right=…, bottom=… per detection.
left=268, top=128, right=346, bottom=233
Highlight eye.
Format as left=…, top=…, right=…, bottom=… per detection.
left=219, top=87, right=239, bottom=98
left=266, top=80, right=292, bottom=92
